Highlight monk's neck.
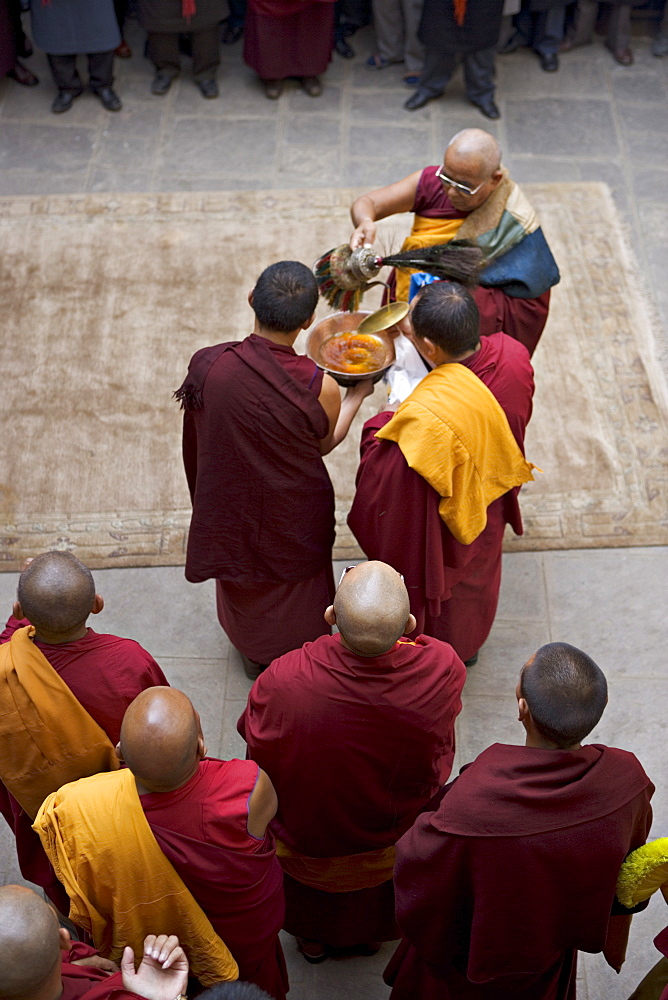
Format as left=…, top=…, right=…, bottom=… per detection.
left=252, top=323, right=300, bottom=348
left=134, top=762, right=201, bottom=797
left=524, top=735, right=582, bottom=752
left=31, top=624, right=89, bottom=644
left=434, top=341, right=481, bottom=366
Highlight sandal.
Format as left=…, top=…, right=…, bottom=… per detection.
left=263, top=78, right=283, bottom=99
left=365, top=53, right=393, bottom=70
left=301, top=76, right=322, bottom=97
left=296, top=937, right=328, bottom=964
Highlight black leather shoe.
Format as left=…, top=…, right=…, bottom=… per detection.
left=94, top=86, right=122, bottom=111
left=335, top=37, right=355, bottom=58
left=151, top=72, right=174, bottom=95
left=539, top=52, right=559, bottom=72
left=51, top=90, right=82, bottom=113
left=471, top=95, right=500, bottom=119
left=197, top=78, right=219, bottom=99
left=221, top=20, right=243, bottom=44
left=404, top=87, right=438, bottom=111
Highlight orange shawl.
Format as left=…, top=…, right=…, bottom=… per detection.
left=33, top=769, right=239, bottom=986
left=275, top=838, right=395, bottom=892
left=0, top=626, right=119, bottom=819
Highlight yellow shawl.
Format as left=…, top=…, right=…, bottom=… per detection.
left=33, top=768, right=239, bottom=986
left=0, top=625, right=119, bottom=819
left=376, top=363, right=535, bottom=544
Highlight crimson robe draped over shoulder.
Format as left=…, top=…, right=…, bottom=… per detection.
left=238, top=632, right=466, bottom=946
left=140, top=758, right=288, bottom=1000
left=386, top=743, right=654, bottom=1000
left=179, top=334, right=334, bottom=586
left=0, top=616, right=167, bottom=906
left=61, top=943, right=117, bottom=1000
left=347, top=333, right=534, bottom=662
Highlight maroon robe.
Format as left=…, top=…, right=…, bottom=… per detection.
left=0, top=616, right=167, bottom=908
left=140, top=757, right=288, bottom=1000
left=178, top=334, right=335, bottom=663
left=238, top=632, right=466, bottom=947
left=386, top=742, right=654, bottom=1000
left=348, top=333, right=534, bottom=663
left=244, top=0, right=334, bottom=80
left=410, top=166, right=551, bottom=357
left=60, top=943, right=116, bottom=1000
left=0, top=0, right=16, bottom=79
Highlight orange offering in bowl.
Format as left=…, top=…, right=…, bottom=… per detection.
left=318, top=332, right=388, bottom=374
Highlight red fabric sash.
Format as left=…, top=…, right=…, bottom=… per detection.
left=453, top=0, right=467, bottom=26
left=183, top=0, right=196, bottom=18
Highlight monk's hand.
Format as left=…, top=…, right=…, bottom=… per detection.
left=346, top=379, right=375, bottom=402
left=349, top=219, right=376, bottom=250
left=72, top=955, right=119, bottom=973
left=121, top=936, right=189, bottom=1000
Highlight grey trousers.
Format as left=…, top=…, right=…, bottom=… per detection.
left=572, top=0, right=631, bottom=50
left=372, top=0, right=424, bottom=73
left=419, top=45, right=496, bottom=102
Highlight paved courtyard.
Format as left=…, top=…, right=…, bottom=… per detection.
left=1, top=11, right=667, bottom=1000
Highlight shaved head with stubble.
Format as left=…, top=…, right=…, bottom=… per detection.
left=17, top=551, right=96, bottom=636
left=119, top=687, right=205, bottom=793
left=328, top=561, right=415, bottom=656
left=0, top=886, right=63, bottom=1000
left=446, top=128, right=502, bottom=176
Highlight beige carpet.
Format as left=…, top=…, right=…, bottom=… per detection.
left=0, top=184, right=666, bottom=572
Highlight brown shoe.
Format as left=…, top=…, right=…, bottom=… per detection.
left=115, top=39, right=132, bottom=58
left=301, top=75, right=322, bottom=97
left=605, top=43, right=633, bottom=66
left=263, top=78, right=283, bottom=99
left=7, top=60, right=39, bottom=87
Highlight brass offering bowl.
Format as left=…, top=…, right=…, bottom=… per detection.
left=305, top=310, right=397, bottom=388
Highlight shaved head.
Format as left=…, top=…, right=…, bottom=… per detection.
left=520, top=643, right=608, bottom=749
left=120, top=687, right=201, bottom=791
left=0, top=886, right=62, bottom=999
left=446, top=128, right=502, bottom=177
left=17, top=552, right=95, bottom=635
left=334, top=561, right=411, bottom=655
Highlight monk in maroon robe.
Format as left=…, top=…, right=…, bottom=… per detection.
left=348, top=282, right=534, bottom=664
left=0, top=552, right=167, bottom=910
left=120, top=688, right=288, bottom=1000
left=385, top=642, right=655, bottom=999
left=177, top=260, right=370, bottom=677
left=244, top=0, right=335, bottom=98
left=350, top=128, right=558, bottom=357
left=238, top=560, right=466, bottom=963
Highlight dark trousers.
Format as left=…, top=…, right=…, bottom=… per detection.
left=514, top=5, right=566, bottom=55
left=420, top=45, right=496, bottom=101
left=47, top=51, right=114, bottom=93
left=147, top=28, right=220, bottom=80
left=114, top=0, right=128, bottom=31
left=227, top=0, right=246, bottom=30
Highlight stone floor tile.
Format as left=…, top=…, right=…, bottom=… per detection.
left=91, top=566, right=226, bottom=660
left=150, top=173, right=264, bottom=191
left=0, top=122, right=96, bottom=172
left=286, top=85, right=344, bottom=115
left=347, top=123, right=432, bottom=161
left=455, top=694, right=523, bottom=769
left=0, top=169, right=90, bottom=195
left=506, top=156, right=580, bottom=184
left=159, top=116, right=278, bottom=175
left=630, top=165, right=668, bottom=202
left=462, top=619, right=550, bottom=698
left=157, top=656, right=227, bottom=752
left=0, top=79, right=109, bottom=125
left=284, top=116, right=341, bottom=148
left=345, top=158, right=422, bottom=188
left=505, top=98, right=620, bottom=157
left=307, top=946, right=393, bottom=998
left=543, top=548, right=668, bottom=676
left=92, top=131, right=158, bottom=172
left=87, top=167, right=153, bottom=193
left=98, top=102, right=165, bottom=138
left=220, top=697, right=248, bottom=760
left=496, top=50, right=609, bottom=97
left=273, top=166, right=344, bottom=189
left=497, top=550, right=549, bottom=621
left=349, top=60, right=407, bottom=91
left=612, top=68, right=668, bottom=103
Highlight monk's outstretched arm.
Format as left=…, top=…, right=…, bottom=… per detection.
left=349, top=171, right=422, bottom=250
left=318, top=375, right=374, bottom=456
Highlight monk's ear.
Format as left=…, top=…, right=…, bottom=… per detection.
left=13, top=601, right=24, bottom=620
left=115, top=742, right=125, bottom=764
left=517, top=697, right=530, bottom=725
left=324, top=605, right=336, bottom=627
left=91, top=594, right=104, bottom=615
left=404, top=614, right=416, bottom=635
left=248, top=288, right=255, bottom=308
left=197, top=736, right=207, bottom=761
left=59, top=927, right=71, bottom=952
left=301, top=311, right=316, bottom=332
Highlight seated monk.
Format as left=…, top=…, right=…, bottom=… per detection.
left=348, top=281, right=535, bottom=665
left=34, top=688, right=285, bottom=999
left=0, top=883, right=191, bottom=1000
left=385, top=642, right=655, bottom=999
left=0, top=551, right=168, bottom=911
left=349, top=128, right=560, bottom=357
left=238, top=560, right=466, bottom=963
